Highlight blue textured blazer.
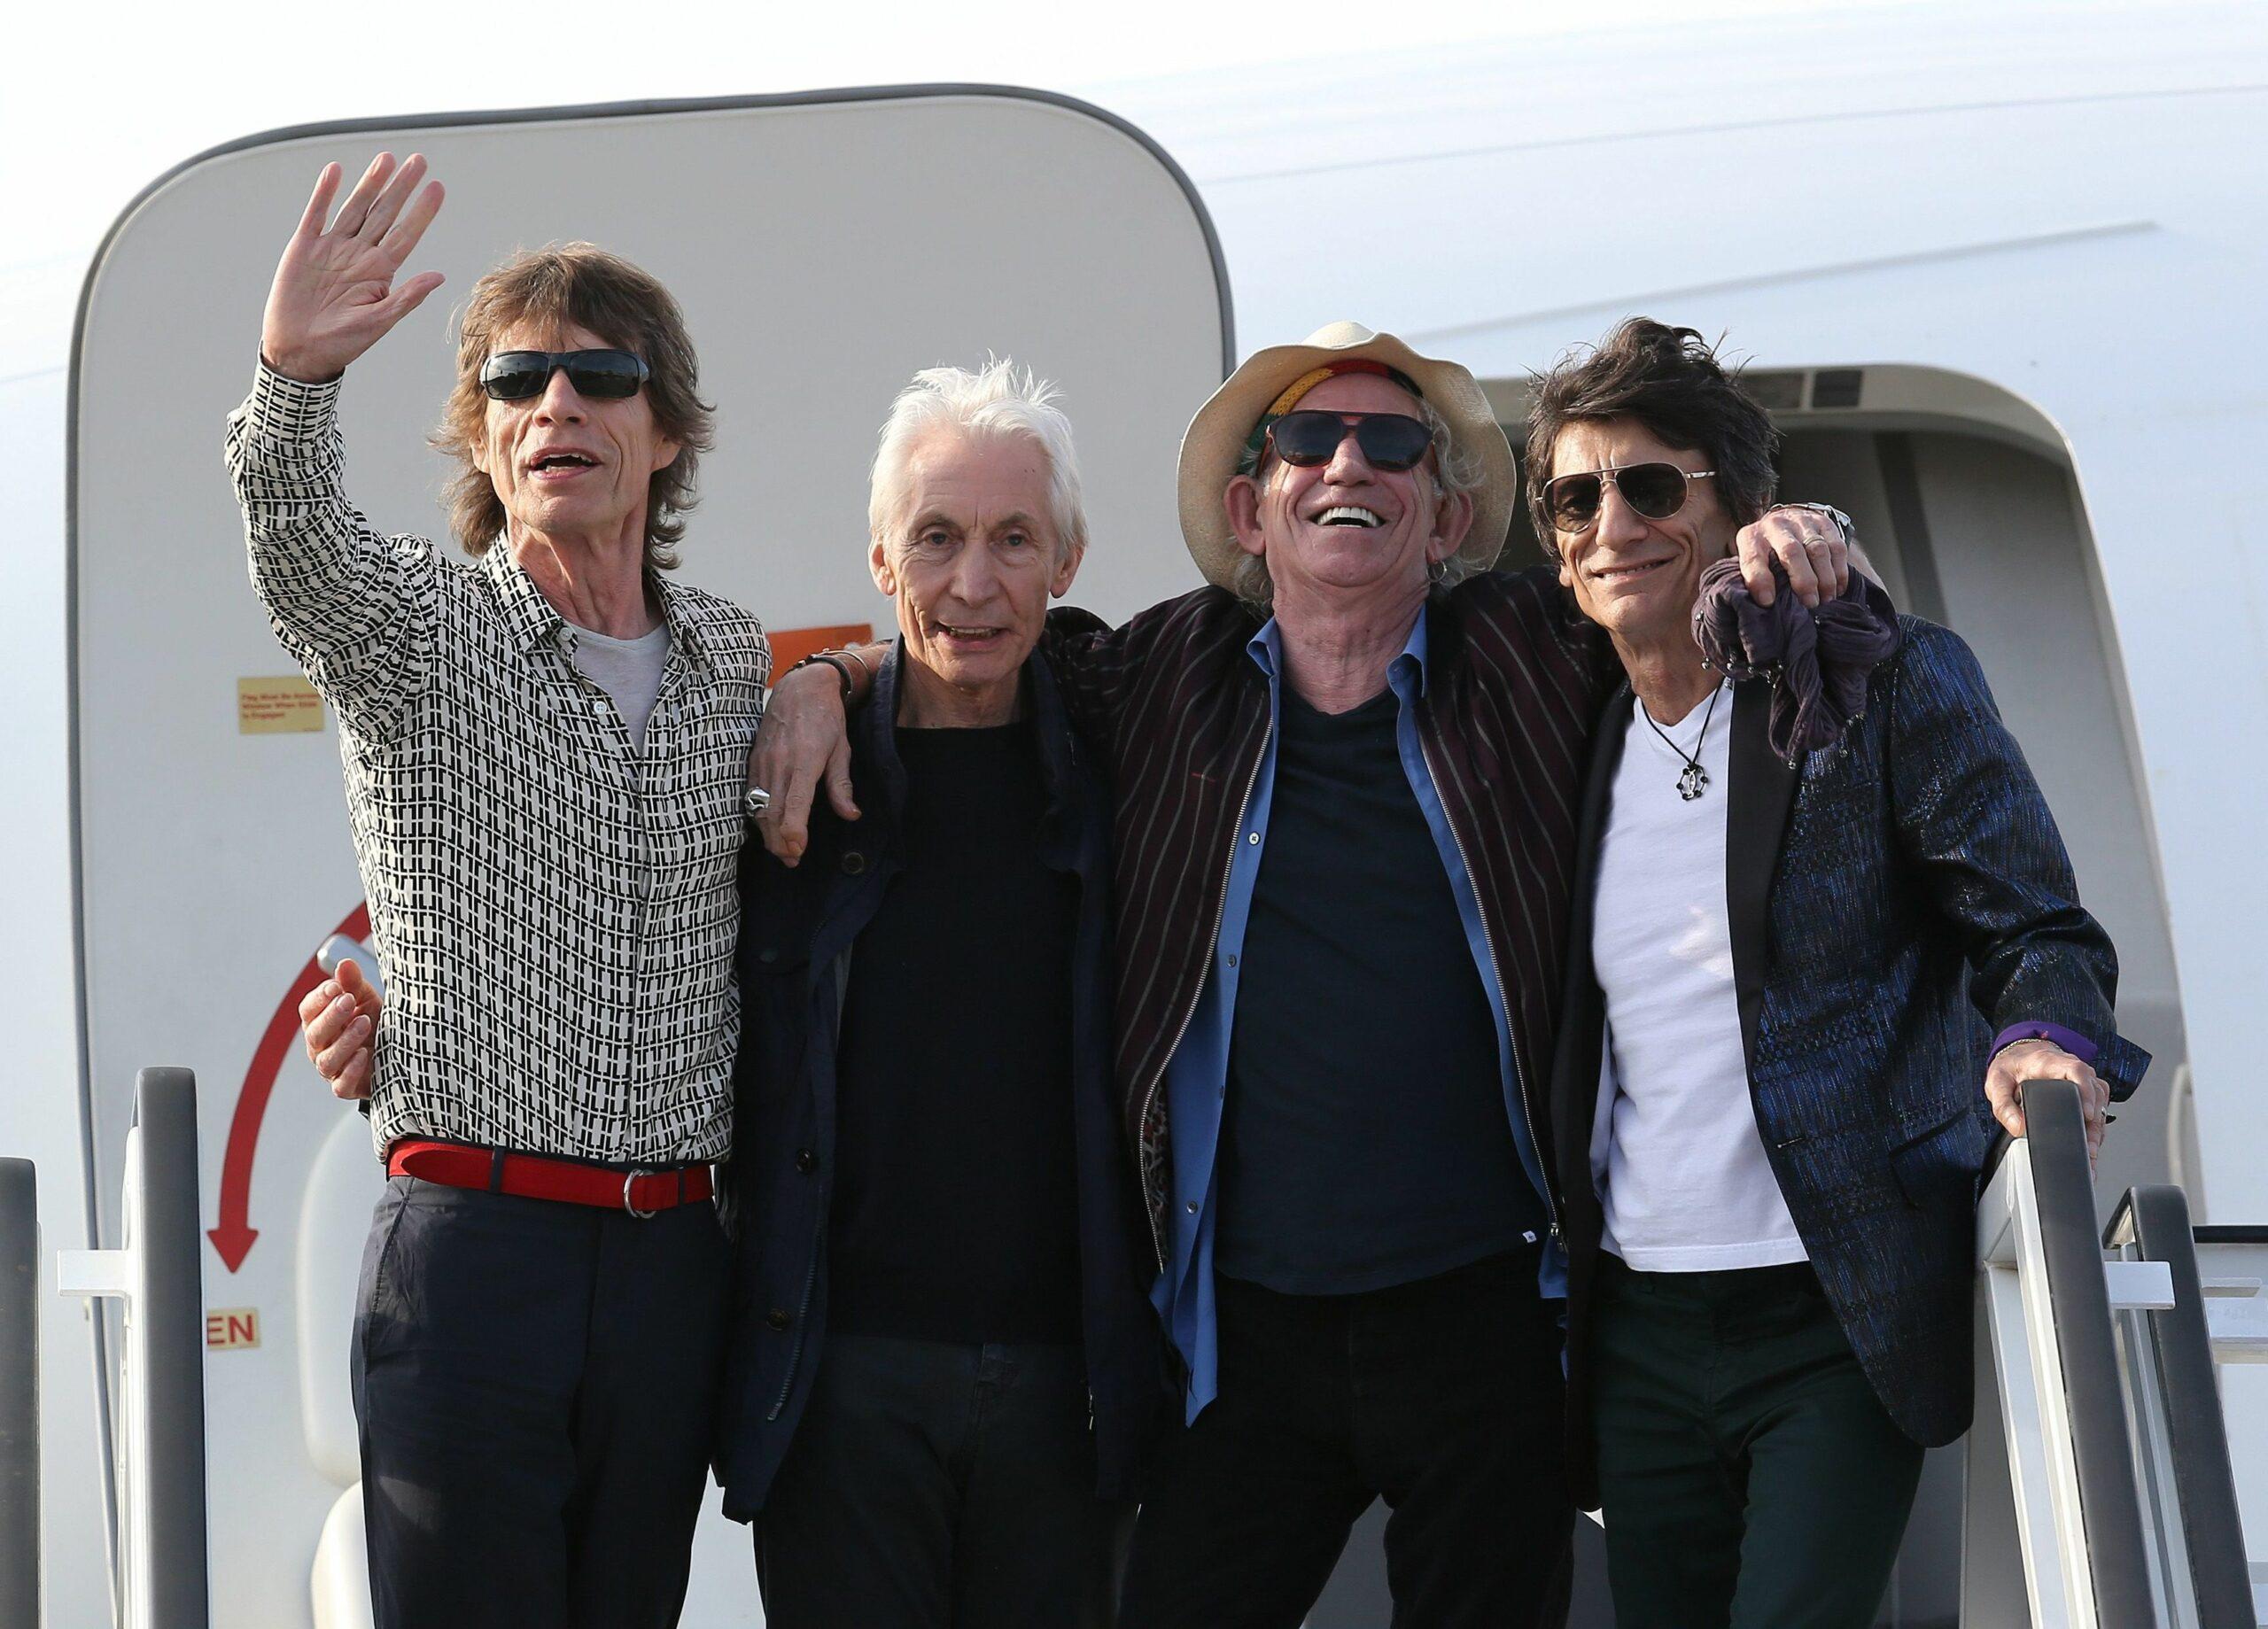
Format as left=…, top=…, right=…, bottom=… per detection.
left=1547, top=613, right=2150, bottom=1509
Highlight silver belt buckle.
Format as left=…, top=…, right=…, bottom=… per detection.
left=623, top=1170, right=657, bottom=1219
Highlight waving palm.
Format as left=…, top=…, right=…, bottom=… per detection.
left=261, top=152, right=447, bottom=383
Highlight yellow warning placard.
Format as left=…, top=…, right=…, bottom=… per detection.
left=237, top=677, right=324, bottom=734
left=206, top=1307, right=260, bottom=1351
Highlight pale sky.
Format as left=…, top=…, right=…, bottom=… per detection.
left=6, top=0, right=1936, bottom=284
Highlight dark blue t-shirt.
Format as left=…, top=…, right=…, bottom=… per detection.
left=1215, top=685, right=1542, bottom=1295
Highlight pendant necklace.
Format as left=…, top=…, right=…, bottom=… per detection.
left=1641, top=680, right=1723, bottom=802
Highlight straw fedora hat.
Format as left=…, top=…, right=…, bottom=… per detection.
left=1176, top=321, right=1516, bottom=591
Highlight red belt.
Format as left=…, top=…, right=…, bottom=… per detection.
left=387, top=1138, right=715, bottom=1217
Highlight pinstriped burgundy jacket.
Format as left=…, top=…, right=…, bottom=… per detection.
left=1040, top=570, right=1619, bottom=1270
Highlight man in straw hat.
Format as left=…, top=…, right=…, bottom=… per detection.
left=754, top=323, right=1852, bottom=1625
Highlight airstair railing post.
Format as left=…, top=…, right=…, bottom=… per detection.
left=1969, top=1081, right=2169, bottom=1627
left=0, top=1158, right=38, bottom=1628
left=134, top=1067, right=211, bottom=1629
left=1963, top=1218, right=2032, bottom=1629
left=2021, top=1078, right=2158, bottom=1627
left=2105, top=1185, right=2256, bottom=1629
left=53, top=1068, right=215, bottom=1628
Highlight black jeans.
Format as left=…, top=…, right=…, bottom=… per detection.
left=1590, top=1254, right=1925, bottom=1629
left=756, top=1334, right=1134, bottom=1628
left=1120, top=1250, right=1572, bottom=1629
left=351, top=1175, right=733, bottom=1629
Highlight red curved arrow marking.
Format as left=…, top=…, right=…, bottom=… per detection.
left=208, top=903, right=371, bottom=1272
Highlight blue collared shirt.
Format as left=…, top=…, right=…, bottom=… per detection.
left=1152, top=609, right=1563, bottom=1423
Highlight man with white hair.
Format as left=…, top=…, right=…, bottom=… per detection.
left=315, top=359, right=1166, bottom=1623
left=757, top=325, right=1852, bottom=1625
left=715, top=359, right=1163, bottom=1627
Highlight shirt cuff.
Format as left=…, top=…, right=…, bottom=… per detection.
left=240, top=359, right=346, bottom=440
left=1992, top=1020, right=2099, bottom=1066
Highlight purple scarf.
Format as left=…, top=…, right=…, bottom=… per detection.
left=1691, top=559, right=1902, bottom=764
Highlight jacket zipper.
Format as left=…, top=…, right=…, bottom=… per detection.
left=1131, top=717, right=1272, bottom=1274
left=1415, top=718, right=1561, bottom=1243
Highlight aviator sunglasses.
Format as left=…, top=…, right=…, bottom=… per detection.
left=1544, top=462, right=1717, bottom=532
left=1264, top=409, right=1436, bottom=473
left=479, top=348, right=651, bottom=402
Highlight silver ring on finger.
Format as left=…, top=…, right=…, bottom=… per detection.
left=744, top=785, right=773, bottom=818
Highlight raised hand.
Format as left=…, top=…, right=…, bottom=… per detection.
left=260, top=153, right=447, bottom=384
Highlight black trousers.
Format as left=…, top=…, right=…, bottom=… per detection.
left=756, top=1335, right=1134, bottom=1628
left=1589, top=1255, right=1925, bottom=1629
left=351, top=1175, right=732, bottom=1629
left=1120, top=1251, right=1573, bottom=1629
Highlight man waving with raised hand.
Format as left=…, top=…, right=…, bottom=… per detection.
left=233, top=153, right=767, bottom=1628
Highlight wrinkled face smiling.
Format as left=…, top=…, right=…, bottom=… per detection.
left=872, top=430, right=1081, bottom=719
left=1226, top=371, right=1469, bottom=612
left=1550, top=415, right=1737, bottom=658
left=474, top=319, right=680, bottom=551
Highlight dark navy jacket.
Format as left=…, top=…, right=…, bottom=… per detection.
left=1548, top=615, right=2150, bottom=1509
left=713, top=644, right=1166, bottom=1520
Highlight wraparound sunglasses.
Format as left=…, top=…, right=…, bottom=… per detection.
left=479, top=349, right=650, bottom=402
left=1265, top=410, right=1435, bottom=473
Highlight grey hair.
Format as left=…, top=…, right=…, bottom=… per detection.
left=868, top=358, right=1088, bottom=559
left=1229, top=391, right=1485, bottom=611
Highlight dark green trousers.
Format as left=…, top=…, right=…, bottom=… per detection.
left=1590, top=1254, right=1924, bottom=1629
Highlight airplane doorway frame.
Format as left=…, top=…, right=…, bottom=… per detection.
left=60, top=81, right=1237, bottom=1600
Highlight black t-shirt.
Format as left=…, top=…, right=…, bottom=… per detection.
left=1216, top=685, right=1542, bottom=1295
left=827, top=720, right=1084, bottom=1344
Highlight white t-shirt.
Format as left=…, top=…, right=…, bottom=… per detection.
left=571, top=621, right=672, bottom=753
left=1588, top=683, right=1807, bottom=1272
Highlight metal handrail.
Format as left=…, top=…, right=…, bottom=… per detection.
left=2106, top=1185, right=2256, bottom=1629
left=1969, top=1077, right=2158, bottom=1628
left=2019, top=1080, right=2157, bottom=1627
left=136, top=1070, right=211, bottom=1629
left=0, top=1158, right=37, bottom=1628
left=57, top=1067, right=211, bottom=1629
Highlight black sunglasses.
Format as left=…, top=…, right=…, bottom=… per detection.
left=1544, top=462, right=1717, bottom=531
left=479, top=349, right=650, bottom=402
left=1265, top=410, right=1435, bottom=473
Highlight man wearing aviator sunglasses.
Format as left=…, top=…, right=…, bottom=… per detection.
left=229, top=153, right=768, bottom=1629
left=1529, top=319, right=2139, bottom=1629
left=754, top=321, right=1853, bottom=1628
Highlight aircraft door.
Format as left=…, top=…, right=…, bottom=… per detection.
left=69, top=89, right=1230, bottom=1627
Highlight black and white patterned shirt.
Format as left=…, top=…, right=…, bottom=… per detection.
left=228, top=366, right=769, bottom=1164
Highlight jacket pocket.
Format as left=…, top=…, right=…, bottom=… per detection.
left=1888, top=1103, right=1987, bottom=1211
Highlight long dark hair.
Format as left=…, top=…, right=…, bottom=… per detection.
left=1524, top=318, right=1779, bottom=556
